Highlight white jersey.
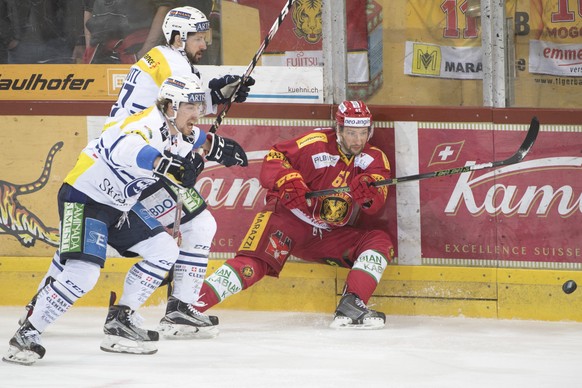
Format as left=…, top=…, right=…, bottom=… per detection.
left=107, top=45, right=214, bottom=124
left=64, top=106, right=198, bottom=211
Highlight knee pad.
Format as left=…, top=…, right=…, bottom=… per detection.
left=360, top=230, right=394, bottom=262
left=180, top=209, right=216, bottom=255
left=129, top=232, right=179, bottom=270
left=55, top=259, right=101, bottom=299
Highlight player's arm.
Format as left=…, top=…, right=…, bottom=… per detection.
left=260, top=141, right=309, bottom=211
left=349, top=147, right=391, bottom=214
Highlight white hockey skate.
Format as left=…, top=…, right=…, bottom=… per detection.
left=100, top=293, right=159, bottom=355
left=3, top=320, right=46, bottom=366
left=329, top=293, right=386, bottom=330
left=158, top=296, right=219, bottom=339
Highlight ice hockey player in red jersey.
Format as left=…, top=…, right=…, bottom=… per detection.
left=193, top=100, right=395, bottom=329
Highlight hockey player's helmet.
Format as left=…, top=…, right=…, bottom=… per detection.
left=158, top=75, right=206, bottom=118
left=335, top=100, right=373, bottom=140
left=162, top=6, right=210, bottom=50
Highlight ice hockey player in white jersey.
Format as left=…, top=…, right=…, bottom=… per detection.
left=107, top=6, right=254, bottom=339
left=3, top=75, right=211, bottom=366
left=20, top=6, right=252, bottom=340
left=108, top=6, right=254, bottom=122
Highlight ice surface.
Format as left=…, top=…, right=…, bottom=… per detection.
left=1, top=306, right=581, bottom=387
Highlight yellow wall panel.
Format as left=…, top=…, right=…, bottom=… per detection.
left=2, top=258, right=581, bottom=322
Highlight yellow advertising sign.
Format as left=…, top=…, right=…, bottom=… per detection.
left=411, top=43, right=442, bottom=77
left=0, top=65, right=131, bottom=100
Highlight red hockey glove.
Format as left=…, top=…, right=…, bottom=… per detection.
left=349, top=173, right=384, bottom=212
left=276, top=171, right=309, bottom=210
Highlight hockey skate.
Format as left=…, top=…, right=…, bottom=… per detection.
left=100, top=293, right=159, bottom=355
left=158, top=296, right=219, bottom=339
left=3, top=320, right=46, bottom=366
left=329, top=293, right=386, bottom=330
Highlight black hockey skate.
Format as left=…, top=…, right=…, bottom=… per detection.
left=329, top=293, right=386, bottom=330
left=100, top=292, right=159, bottom=355
left=3, top=320, right=46, bottom=366
left=158, top=296, right=219, bottom=339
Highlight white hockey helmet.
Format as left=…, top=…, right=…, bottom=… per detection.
left=158, top=75, right=206, bottom=118
left=162, top=6, right=210, bottom=51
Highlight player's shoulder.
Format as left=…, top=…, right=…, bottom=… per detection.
left=120, top=107, right=159, bottom=130
left=367, top=144, right=388, bottom=157
left=138, top=45, right=187, bottom=72
left=364, top=145, right=391, bottom=169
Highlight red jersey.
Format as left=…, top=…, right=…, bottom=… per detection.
left=260, top=128, right=391, bottom=228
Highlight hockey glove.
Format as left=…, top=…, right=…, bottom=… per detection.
left=180, top=152, right=205, bottom=188
left=349, top=173, right=385, bottom=213
left=276, top=171, right=310, bottom=211
left=154, top=150, right=204, bottom=188
left=209, top=75, right=255, bottom=105
left=205, top=133, right=248, bottom=167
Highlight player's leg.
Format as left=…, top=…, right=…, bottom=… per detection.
left=196, top=254, right=270, bottom=312
left=158, top=209, right=220, bottom=339
left=4, top=188, right=111, bottom=365
left=101, top=204, right=178, bottom=354
left=296, top=228, right=394, bottom=329
left=17, top=250, right=63, bottom=325
left=196, top=208, right=310, bottom=312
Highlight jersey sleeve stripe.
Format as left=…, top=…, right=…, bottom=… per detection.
left=136, top=145, right=161, bottom=170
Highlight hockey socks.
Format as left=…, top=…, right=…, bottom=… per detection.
left=171, top=251, right=208, bottom=304
left=345, top=249, right=388, bottom=303
left=119, top=261, right=168, bottom=309
left=198, top=255, right=268, bottom=311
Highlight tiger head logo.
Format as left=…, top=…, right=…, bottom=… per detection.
left=292, top=0, right=323, bottom=44
left=316, top=193, right=353, bottom=227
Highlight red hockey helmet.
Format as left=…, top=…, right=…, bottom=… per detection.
left=335, top=100, right=373, bottom=140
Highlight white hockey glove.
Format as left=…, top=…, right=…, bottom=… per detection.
left=154, top=150, right=204, bottom=188
left=205, top=133, right=248, bottom=167
left=208, top=75, right=255, bottom=105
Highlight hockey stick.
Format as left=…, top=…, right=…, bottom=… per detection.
left=159, top=178, right=186, bottom=292
left=306, top=117, right=540, bottom=199
left=208, top=0, right=297, bottom=134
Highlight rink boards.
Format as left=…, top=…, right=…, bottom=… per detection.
left=0, top=103, right=580, bottom=322
left=1, top=257, right=581, bottom=322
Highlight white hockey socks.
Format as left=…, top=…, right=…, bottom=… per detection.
left=28, top=260, right=100, bottom=332
left=119, top=261, right=168, bottom=310
left=171, top=251, right=208, bottom=304
left=36, top=251, right=65, bottom=292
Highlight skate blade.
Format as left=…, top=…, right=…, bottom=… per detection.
left=100, top=335, right=158, bottom=355
left=329, top=316, right=386, bottom=330
left=158, top=322, right=219, bottom=339
left=2, top=346, right=42, bottom=366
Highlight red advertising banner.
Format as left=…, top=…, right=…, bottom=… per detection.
left=418, top=126, right=582, bottom=267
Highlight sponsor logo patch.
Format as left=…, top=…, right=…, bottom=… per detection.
left=239, top=211, right=272, bottom=251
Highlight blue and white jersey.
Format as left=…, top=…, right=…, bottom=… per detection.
left=107, top=45, right=214, bottom=124
left=64, top=106, right=202, bottom=211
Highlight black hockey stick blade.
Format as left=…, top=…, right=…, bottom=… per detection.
left=306, top=117, right=540, bottom=199
left=490, top=116, right=539, bottom=167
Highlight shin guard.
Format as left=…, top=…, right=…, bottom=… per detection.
left=198, top=256, right=268, bottom=311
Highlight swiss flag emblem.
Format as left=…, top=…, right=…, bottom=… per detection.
left=428, top=141, right=465, bottom=166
